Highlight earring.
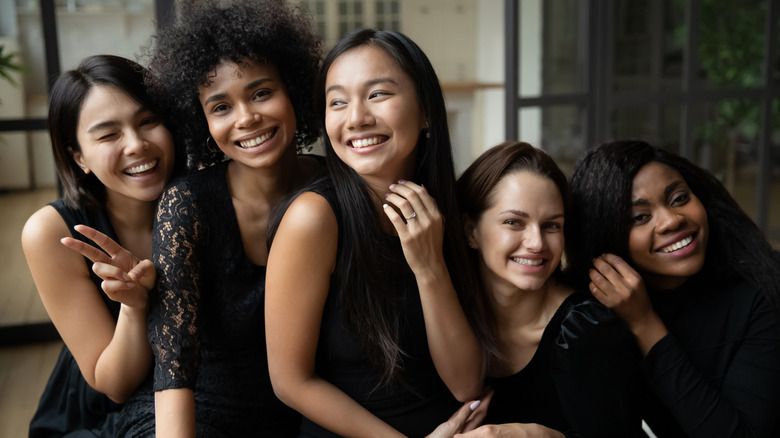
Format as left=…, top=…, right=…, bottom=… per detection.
left=425, top=121, right=431, bottom=139
left=206, top=136, right=219, bottom=153
left=468, top=241, right=476, bottom=249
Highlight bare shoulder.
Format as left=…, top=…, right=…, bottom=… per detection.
left=280, top=191, right=337, bottom=234
left=21, top=204, right=69, bottom=252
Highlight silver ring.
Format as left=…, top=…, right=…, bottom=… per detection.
left=405, top=212, right=417, bottom=220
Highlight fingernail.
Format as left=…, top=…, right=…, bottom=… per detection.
left=382, top=203, right=388, bottom=209
left=389, top=183, right=396, bottom=190
left=469, top=400, right=480, bottom=411
left=384, top=193, right=389, bottom=198
left=398, top=179, right=406, bottom=184
left=123, top=273, right=130, bottom=281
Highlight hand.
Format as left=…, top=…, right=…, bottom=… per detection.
left=382, top=180, right=444, bottom=274
left=61, top=224, right=156, bottom=309
left=455, top=423, right=565, bottom=438
left=589, top=254, right=655, bottom=328
left=589, top=254, right=668, bottom=354
left=427, top=390, right=493, bottom=438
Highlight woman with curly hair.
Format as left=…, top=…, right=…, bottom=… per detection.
left=567, top=139, right=780, bottom=437
left=265, top=29, right=488, bottom=437
left=117, top=0, right=323, bottom=436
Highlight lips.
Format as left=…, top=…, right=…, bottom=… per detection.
left=348, top=135, right=388, bottom=148
left=658, top=234, right=695, bottom=253
left=124, top=159, right=158, bottom=175
left=237, top=128, right=276, bottom=149
left=511, top=256, right=544, bottom=266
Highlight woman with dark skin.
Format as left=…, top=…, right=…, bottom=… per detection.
left=22, top=54, right=175, bottom=437
left=454, top=142, right=643, bottom=438
left=567, top=139, right=780, bottom=437
left=266, top=29, right=488, bottom=437
left=114, top=1, right=323, bottom=436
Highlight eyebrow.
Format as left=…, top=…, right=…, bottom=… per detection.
left=325, top=77, right=399, bottom=95
left=86, top=106, right=150, bottom=134
left=203, top=78, right=273, bottom=105
left=500, top=209, right=564, bottom=220
left=631, top=179, right=684, bottom=206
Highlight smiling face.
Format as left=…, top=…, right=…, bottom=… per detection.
left=628, top=161, right=709, bottom=290
left=324, top=45, right=426, bottom=184
left=73, top=84, right=174, bottom=203
left=469, top=171, right=565, bottom=295
left=199, top=59, right=297, bottom=169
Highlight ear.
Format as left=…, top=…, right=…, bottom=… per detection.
left=68, top=147, right=90, bottom=174
left=463, top=214, right=479, bottom=250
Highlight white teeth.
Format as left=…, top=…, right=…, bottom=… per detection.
left=661, top=235, right=693, bottom=253
left=126, top=160, right=157, bottom=175
left=239, top=131, right=273, bottom=148
left=511, top=257, right=543, bottom=266
left=351, top=137, right=381, bottom=148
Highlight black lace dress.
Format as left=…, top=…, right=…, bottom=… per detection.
left=118, top=161, right=299, bottom=437
left=29, top=199, right=122, bottom=438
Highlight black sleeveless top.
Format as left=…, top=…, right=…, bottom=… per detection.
left=298, top=176, right=460, bottom=438
left=29, top=199, right=122, bottom=438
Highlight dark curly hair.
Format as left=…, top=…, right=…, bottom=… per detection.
left=143, top=0, right=321, bottom=170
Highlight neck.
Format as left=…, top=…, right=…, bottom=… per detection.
left=104, top=192, right=155, bottom=234
left=228, top=145, right=301, bottom=205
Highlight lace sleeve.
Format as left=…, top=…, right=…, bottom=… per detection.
left=149, top=181, right=203, bottom=392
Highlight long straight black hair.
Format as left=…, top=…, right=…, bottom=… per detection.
left=567, top=139, right=780, bottom=317
left=312, top=29, right=488, bottom=383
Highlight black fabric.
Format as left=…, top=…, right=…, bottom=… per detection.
left=119, top=160, right=299, bottom=437
left=297, top=177, right=460, bottom=438
left=484, top=291, right=645, bottom=438
left=641, top=280, right=780, bottom=438
left=29, top=199, right=122, bottom=438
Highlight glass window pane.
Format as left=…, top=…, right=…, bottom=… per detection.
left=519, top=0, right=584, bottom=97
left=698, top=0, right=767, bottom=91
left=519, top=105, right=584, bottom=174
left=692, top=99, right=761, bottom=218
left=376, top=1, right=384, bottom=14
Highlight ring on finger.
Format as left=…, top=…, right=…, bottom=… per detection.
left=405, top=212, right=417, bottom=220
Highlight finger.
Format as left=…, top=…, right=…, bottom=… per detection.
left=92, top=262, right=130, bottom=282
left=388, top=181, right=437, bottom=217
left=128, top=259, right=157, bottom=290
left=73, top=224, right=124, bottom=257
left=385, top=192, right=418, bottom=223
left=592, top=256, right=624, bottom=286
left=448, top=400, right=480, bottom=432
left=601, top=253, right=640, bottom=279
left=382, top=203, right=409, bottom=232
left=61, top=237, right=111, bottom=264
left=101, top=279, right=135, bottom=297
left=463, top=390, right=493, bottom=431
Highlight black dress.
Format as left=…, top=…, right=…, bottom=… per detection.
left=119, top=160, right=299, bottom=437
left=484, top=291, right=645, bottom=438
left=29, top=199, right=122, bottom=438
left=297, top=179, right=461, bottom=438
left=641, top=279, right=780, bottom=437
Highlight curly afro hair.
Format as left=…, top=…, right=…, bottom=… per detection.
left=144, top=0, right=322, bottom=170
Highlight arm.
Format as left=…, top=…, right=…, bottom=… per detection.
left=384, top=181, right=484, bottom=401
left=21, top=206, right=151, bottom=403
left=266, top=192, right=404, bottom=438
left=592, top=254, right=780, bottom=437
left=455, top=423, right=566, bottom=438
left=148, top=184, right=203, bottom=437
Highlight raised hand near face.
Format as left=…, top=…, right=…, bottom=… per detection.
left=589, top=253, right=667, bottom=354
left=61, top=224, right=156, bottom=309
left=383, top=180, right=445, bottom=273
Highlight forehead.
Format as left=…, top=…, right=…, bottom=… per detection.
left=631, top=161, right=685, bottom=199
left=77, top=85, right=139, bottom=129
left=488, top=171, right=563, bottom=210
left=326, top=45, right=410, bottom=88
left=202, top=59, right=280, bottom=88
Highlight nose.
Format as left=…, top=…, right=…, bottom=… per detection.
left=524, top=225, right=544, bottom=252
left=347, top=100, right=374, bottom=129
left=655, top=206, right=684, bottom=233
left=124, top=129, right=149, bottom=155
left=235, top=103, right=261, bottom=128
